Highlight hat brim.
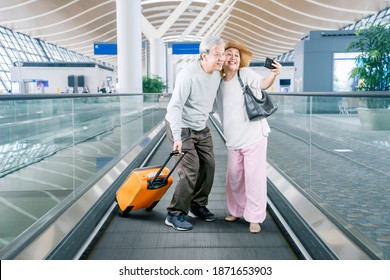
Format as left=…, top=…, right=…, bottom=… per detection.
left=225, top=41, right=253, bottom=68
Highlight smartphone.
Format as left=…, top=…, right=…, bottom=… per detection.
left=264, top=57, right=276, bottom=69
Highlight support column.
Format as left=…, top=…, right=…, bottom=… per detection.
left=149, top=37, right=165, bottom=80
left=144, top=42, right=149, bottom=76
left=167, top=48, right=174, bottom=94
left=116, top=0, right=142, bottom=93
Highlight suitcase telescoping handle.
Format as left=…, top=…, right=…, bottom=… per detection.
left=148, top=150, right=188, bottom=189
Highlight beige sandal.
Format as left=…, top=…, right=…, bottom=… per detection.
left=249, top=223, right=261, bottom=233
left=225, top=215, right=239, bottom=222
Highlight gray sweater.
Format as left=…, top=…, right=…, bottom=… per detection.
left=166, top=60, right=221, bottom=141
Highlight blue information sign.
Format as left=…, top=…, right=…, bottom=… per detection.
left=94, top=42, right=199, bottom=55
left=94, top=42, right=117, bottom=55
left=171, top=43, right=200, bottom=55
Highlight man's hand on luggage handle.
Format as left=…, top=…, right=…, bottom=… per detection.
left=173, top=140, right=183, bottom=154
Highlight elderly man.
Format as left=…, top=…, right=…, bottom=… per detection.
left=164, top=36, right=225, bottom=231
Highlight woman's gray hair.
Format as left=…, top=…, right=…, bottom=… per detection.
left=199, top=36, right=225, bottom=57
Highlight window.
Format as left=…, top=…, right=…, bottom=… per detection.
left=0, top=26, right=115, bottom=92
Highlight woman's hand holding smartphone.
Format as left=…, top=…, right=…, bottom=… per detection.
left=264, top=57, right=276, bottom=69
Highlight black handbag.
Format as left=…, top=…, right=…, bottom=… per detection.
left=237, top=70, right=278, bottom=121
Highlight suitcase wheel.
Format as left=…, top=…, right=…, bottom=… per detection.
left=146, top=201, right=159, bottom=211
left=119, top=206, right=133, bottom=217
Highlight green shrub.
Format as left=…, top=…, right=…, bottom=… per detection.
left=142, top=75, right=167, bottom=93
left=347, top=24, right=390, bottom=108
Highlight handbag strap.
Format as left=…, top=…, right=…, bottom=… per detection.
left=237, top=69, right=245, bottom=92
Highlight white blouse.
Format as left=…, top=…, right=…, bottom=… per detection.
left=216, top=67, right=271, bottom=150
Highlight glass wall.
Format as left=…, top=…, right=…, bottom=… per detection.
left=0, top=26, right=116, bottom=93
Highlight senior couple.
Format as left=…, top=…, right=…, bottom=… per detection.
left=164, top=36, right=282, bottom=233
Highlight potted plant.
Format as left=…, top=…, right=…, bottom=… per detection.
left=347, top=24, right=390, bottom=130
left=142, top=75, right=167, bottom=102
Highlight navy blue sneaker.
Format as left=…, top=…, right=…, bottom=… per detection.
left=165, top=213, right=193, bottom=231
left=188, top=206, right=216, bottom=222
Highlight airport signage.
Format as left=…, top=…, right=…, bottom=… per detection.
left=171, top=42, right=200, bottom=55
left=94, top=42, right=117, bottom=55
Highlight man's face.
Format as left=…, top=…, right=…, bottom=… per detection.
left=203, top=44, right=226, bottom=71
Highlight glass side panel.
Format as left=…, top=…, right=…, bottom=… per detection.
left=268, top=94, right=390, bottom=259
left=0, top=94, right=166, bottom=253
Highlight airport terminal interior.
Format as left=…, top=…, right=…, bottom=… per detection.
left=0, top=1, right=389, bottom=260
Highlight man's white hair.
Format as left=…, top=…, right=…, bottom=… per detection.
left=199, top=36, right=225, bottom=56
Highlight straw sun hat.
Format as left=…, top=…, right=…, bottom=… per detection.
left=225, top=41, right=253, bottom=68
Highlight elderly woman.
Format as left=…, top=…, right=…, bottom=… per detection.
left=215, top=41, right=282, bottom=233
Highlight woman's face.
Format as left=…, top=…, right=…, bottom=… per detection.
left=223, top=47, right=240, bottom=71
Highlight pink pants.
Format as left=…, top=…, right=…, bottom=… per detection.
left=226, top=138, right=268, bottom=223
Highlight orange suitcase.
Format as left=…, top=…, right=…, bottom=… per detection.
left=116, top=151, right=186, bottom=216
